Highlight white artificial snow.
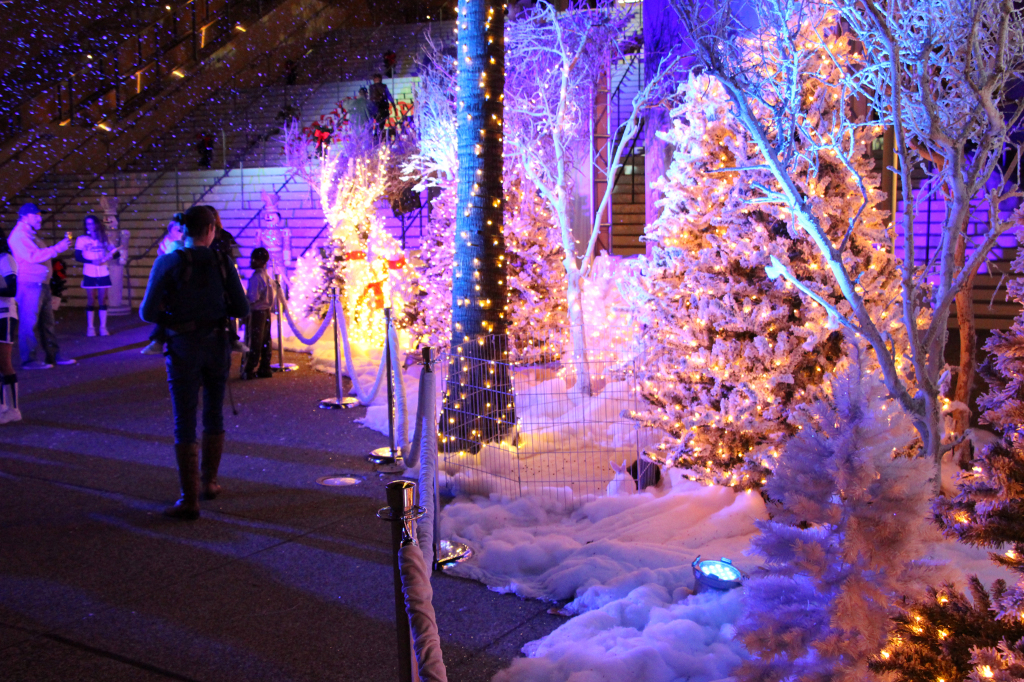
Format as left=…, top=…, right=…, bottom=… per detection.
left=439, top=473, right=1012, bottom=682
left=494, top=587, right=748, bottom=682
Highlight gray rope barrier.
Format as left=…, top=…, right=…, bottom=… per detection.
left=399, top=543, right=448, bottom=682
left=414, top=348, right=439, bottom=566
left=280, top=294, right=336, bottom=346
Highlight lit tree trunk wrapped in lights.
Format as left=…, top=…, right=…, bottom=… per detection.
left=440, top=0, right=515, bottom=453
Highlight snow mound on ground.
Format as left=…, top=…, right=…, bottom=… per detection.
left=441, top=476, right=767, bottom=603
left=494, top=587, right=748, bottom=682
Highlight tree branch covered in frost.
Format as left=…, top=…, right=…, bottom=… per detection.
left=505, top=0, right=680, bottom=393
left=670, top=0, right=1024, bottom=487
left=402, top=33, right=459, bottom=189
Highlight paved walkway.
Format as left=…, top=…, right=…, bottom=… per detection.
left=0, top=309, right=561, bottom=681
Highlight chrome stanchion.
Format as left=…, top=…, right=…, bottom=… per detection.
left=319, top=286, right=358, bottom=409
left=376, top=480, right=424, bottom=682
left=369, top=307, right=403, bottom=472
left=271, top=274, right=298, bottom=372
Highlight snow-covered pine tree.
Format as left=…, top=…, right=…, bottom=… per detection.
left=738, top=348, right=938, bottom=682
left=871, top=577, right=1024, bottom=682
left=625, top=20, right=900, bottom=490
left=504, top=167, right=569, bottom=364
left=889, top=280, right=1024, bottom=682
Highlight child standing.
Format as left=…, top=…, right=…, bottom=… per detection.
left=75, top=214, right=118, bottom=336
left=242, top=248, right=276, bottom=380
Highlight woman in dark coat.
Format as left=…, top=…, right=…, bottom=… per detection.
left=141, top=206, right=249, bottom=519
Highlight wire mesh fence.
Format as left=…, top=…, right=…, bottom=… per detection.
left=435, top=336, right=662, bottom=509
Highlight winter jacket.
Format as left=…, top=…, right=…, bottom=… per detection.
left=140, top=246, right=249, bottom=330
left=246, top=268, right=276, bottom=312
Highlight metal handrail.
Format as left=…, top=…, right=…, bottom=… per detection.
left=300, top=222, right=332, bottom=259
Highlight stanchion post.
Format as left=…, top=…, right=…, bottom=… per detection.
left=384, top=307, right=397, bottom=459
left=271, top=274, right=298, bottom=372
left=369, top=307, right=403, bottom=470
left=319, top=286, right=357, bottom=409
left=381, top=480, right=417, bottom=682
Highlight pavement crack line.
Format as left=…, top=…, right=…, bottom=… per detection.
left=1, top=622, right=202, bottom=682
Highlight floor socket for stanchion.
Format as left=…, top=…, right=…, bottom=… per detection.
left=436, top=539, right=473, bottom=568
left=368, top=447, right=405, bottom=473
left=271, top=363, right=299, bottom=372
left=319, top=396, right=360, bottom=410
left=316, top=475, right=364, bottom=487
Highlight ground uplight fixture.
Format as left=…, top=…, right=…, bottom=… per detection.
left=316, top=475, right=363, bottom=487
left=692, top=555, right=745, bottom=593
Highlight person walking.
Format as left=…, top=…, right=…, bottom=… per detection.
left=75, top=215, right=119, bottom=336
left=8, top=203, right=75, bottom=370
left=140, top=205, right=249, bottom=520
left=0, top=225, right=21, bottom=424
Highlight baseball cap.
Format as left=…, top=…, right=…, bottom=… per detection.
left=18, top=203, right=41, bottom=218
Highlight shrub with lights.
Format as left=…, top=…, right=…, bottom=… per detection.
left=623, top=18, right=901, bottom=490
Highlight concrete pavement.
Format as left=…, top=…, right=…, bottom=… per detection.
left=0, top=309, right=562, bottom=681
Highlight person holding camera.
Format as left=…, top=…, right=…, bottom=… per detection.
left=8, top=203, right=75, bottom=370
left=141, top=206, right=249, bottom=520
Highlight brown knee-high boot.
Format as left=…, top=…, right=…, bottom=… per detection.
left=200, top=431, right=226, bottom=500
left=165, top=442, right=200, bottom=520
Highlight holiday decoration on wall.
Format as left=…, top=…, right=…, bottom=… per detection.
left=623, top=20, right=901, bottom=490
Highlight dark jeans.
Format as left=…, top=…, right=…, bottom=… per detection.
left=243, top=310, right=271, bottom=375
left=166, top=328, right=230, bottom=444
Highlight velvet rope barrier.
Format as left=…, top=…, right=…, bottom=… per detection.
left=415, top=350, right=438, bottom=564
left=336, top=302, right=388, bottom=405
left=280, top=295, right=336, bottom=347
left=398, top=543, right=448, bottom=682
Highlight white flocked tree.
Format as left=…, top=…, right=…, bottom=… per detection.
left=505, top=0, right=679, bottom=393
left=669, top=0, right=1024, bottom=488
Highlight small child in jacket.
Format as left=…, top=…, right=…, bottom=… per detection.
left=242, top=248, right=276, bottom=379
